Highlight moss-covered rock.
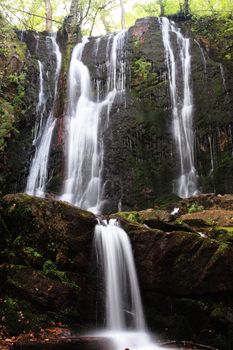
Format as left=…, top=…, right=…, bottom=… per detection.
left=0, top=194, right=99, bottom=334
left=0, top=16, right=29, bottom=193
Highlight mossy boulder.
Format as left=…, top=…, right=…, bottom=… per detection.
left=0, top=193, right=98, bottom=335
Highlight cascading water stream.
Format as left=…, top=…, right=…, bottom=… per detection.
left=61, top=31, right=127, bottom=213
left=219, top=63, right=228, bottom=93
left=94, top=219, right=164, bottom=350
left=95, top=219, right=145, bottom=331
left=33, top=60, right=46, bottom=144
left=159, top=17, right=198, bottom=198
left=26, top=34, right=62, bottom=197
left=194, top=39, right=207, bottom=77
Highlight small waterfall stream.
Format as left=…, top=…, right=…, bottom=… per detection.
left=160, top=17, right=198, bottom=198
left=94, top=219, right=164, bottom=350
left=95, top=219, right=145, bottom=331
left=26, top=34, right=62, bottom=197
left=194, top=39, right=207, bottom=77
left=219, top=63, right=228, bottom=93
left=33, top=60, right=46, bottom=144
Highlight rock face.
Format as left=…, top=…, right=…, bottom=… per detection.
left=71, top=17, right=233, bottom=211
left=1, top=193, right=233, bottom=349
left=2, top=17, right=233, bottom=211
left=0, top=194, right=98, bottom=335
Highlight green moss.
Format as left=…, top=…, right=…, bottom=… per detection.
left=215, top=226, right=233, bottom=233
left=224, top=53, right=231, bottom=61
left=0, top=98, right=15, bottom=151
left=42, top=260, right=68, bottom=283
left=133, top=38, right=140, bottom=50
left=116, top=211, right=142, bottom=223
left=131, top=57, right=159, bottom=93
left=211, top=227, right=233, bottom=246
left=133, top=58, right=151, bottom=79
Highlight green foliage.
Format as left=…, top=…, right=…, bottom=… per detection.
left=23, top=246, right=43, bottom=258
left=133, top=58, right=151, bottom=80
left=0, top=0, right=233, bottom=35
left=0, top=297, right=41, bottom=335
left=131, top=58, right=159, bottom=93
left=188, top=202, right=204, bottom=213
left=0, top=99, right=15, bottom=151
left=191, top=16, right=233, bottom=62
left=42, top=260, right=68, bottom=282
left=116, top=211, right=142, bottom=223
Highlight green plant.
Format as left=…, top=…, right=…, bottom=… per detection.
left=23, top=247, right=42, bottom=258
left=42, top=260, right=67, bottom=283
left=132, top=58, right=152, bottom=80
left=188, top=202, right=204, bottom=213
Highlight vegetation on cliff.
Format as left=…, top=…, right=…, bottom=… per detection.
left=0, top=15, right=27, bottom=192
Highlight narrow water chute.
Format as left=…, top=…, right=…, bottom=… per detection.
left=26, top=34, right=62, bottom=197
left=159, top=17, right=198, bottom=198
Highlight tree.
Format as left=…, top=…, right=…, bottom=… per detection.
left=183, top=0, right=189, bottom=16
left=158, top=0, right=165, bottom=16
left=44, top=0, right=53, bottom=31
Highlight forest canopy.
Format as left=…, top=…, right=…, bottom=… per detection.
left=0, top=0, right=233, bottom=34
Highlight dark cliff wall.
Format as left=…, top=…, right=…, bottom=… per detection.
left=2, top=17, right=233, bottom=212
left=81, top=17, right=233, bottom=212
left=1, top=29, right=61, bottom=194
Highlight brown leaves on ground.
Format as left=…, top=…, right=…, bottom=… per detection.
left=0, top=326, right=71, bottom=350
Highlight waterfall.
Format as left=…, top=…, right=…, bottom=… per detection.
left=33, top=60, right=46, bottom=145
left=208, top=134, right=214, bottom=176
left=219, top=64, right=227, bottom=93
left=159, top=17, right=198, bottom=198
left=26, top=34, right=62, bottom=197
left=95, top=219, right=145, bottom=331
left=94, top=219, right=163, bottom=350
left=61, top=31, right=127, bottom=213
left=60, top=37, right=103, bottom=212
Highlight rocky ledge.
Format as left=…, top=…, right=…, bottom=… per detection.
left=1, top=193, right=233, bottom=349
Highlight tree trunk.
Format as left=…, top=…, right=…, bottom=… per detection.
left=101, top=13, right=111, bottom=33
left=68, top=0, right=80, bottom=28
left=158, top=0, right=165, bottom=16
left=160, top=4, right=165, bottom=16
left=44, top=0, right=52, bottom=31
left=119, top=0, right=125, bottom=29
left=183, top=0, right=189, bottom=16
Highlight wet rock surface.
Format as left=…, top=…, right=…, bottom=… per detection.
left=11, top=336, right=112, bottom=350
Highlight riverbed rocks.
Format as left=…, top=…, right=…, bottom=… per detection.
left=1, top=193, right=233, bottom=349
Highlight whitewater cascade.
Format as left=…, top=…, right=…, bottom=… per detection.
left=61, top=31, right=127, bottom=213
left=94, top=219, right=163, bottom=350
left=160, top=17, right=198, bottom=198
left=26, top=34, right=62, bottom=197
